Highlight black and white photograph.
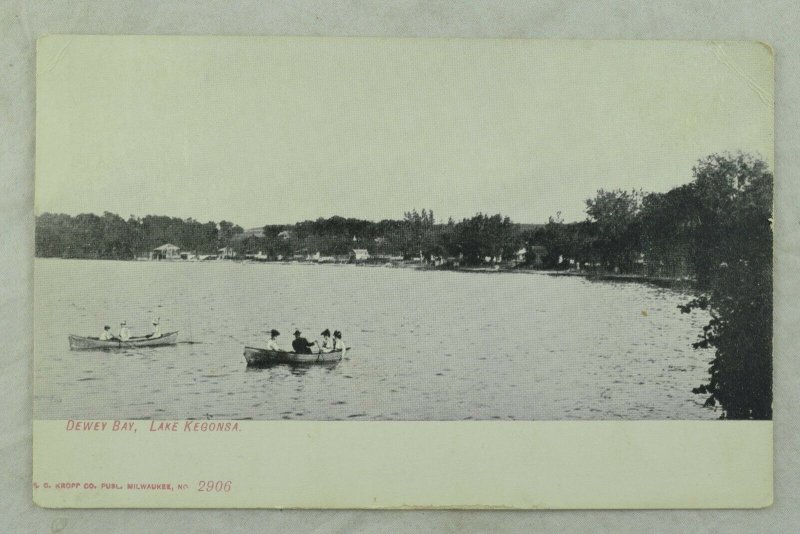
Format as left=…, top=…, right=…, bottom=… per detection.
left=34, top=37, right=772, bottom=424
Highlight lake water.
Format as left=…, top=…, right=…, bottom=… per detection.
left=34, top=258, right=717, bottom=420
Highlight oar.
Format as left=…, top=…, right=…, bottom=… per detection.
left=227, top=334, right=250, bottom=346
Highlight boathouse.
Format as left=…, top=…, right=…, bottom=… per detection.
left=151, top=243, right=181, bottom=260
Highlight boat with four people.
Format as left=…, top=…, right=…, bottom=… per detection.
left=243, top=346, right=346, bottom=366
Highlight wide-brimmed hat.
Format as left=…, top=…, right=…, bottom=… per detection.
left=321, top=329, right=331, bottom=336
left=120, top=321, right=127, bottom=326
left=270, top=329, right=280, bottom=337
left=293, top=329, right=302, bottom=336
left=104, top=325, right=111, bottom=330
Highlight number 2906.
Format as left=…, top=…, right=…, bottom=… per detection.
left=198, top=480, right=232, bottom=492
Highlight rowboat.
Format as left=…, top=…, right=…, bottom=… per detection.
left=68, top=332, right=179, bottom=350
left=243, top=346, right=345, bottom=366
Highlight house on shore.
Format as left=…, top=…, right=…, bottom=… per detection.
left=218, top=246, right=236, bottom=260
left=150, top=243, right=181, bottom=260
left=351, top=249, right=370, bottom=262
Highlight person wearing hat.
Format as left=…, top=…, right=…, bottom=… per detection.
left=266, top=329, right=284, bottom=352
left=147, top=319, right=162, bottom=339
left=99, top=325, right=117, bottom=341
left=118, top=321, right=131, bottom=341
left=319, top=329, right=333, bottom=352
left=291, top=330, right=317, bottom=354
left=332, top=330, right=346, bottom=352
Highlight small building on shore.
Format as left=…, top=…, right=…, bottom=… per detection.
left=218, top=247, right=236, bottom=260
left=351, top=248, right=370, bottom=262
left=150, top=243, right=181, bottom=260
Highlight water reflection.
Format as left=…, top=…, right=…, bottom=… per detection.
left=244, top=362, right=340, bottom=375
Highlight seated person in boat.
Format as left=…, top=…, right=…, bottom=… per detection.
left=147, top=319, right=162, bottom=339
left=99, top=325, right=117, bottom=341
left=319, top=329, right=333, bottom=352
left=291, top=330, right=317, bottom=354
left=266, top=329, right=284, bottom=351
left=332, top=330, right=346, bottom=352
left=118, top=321, right=131, bottom=341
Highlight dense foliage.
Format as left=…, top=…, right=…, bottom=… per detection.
left=676, top=153, right=773, bottom=419
left=35, top=212, right=242, bottom=259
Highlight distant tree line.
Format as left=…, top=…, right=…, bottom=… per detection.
left=530, top=153, right=772, bottom=287
left=35, top=207, right=525, bottom=264
left=35, top=153, right=771, bottom=286
left=35, top=213, right=244, bottom=259
left=234, top=209, right=528, bottom=265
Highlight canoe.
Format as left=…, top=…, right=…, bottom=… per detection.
left=243, top=346, right=345, bottom=366
left=68, top=332, right=179, bottom=350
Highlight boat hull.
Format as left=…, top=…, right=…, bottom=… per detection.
left=68, top=332, right=179, bottom=350
left=244, top=346, right=344, bottom=366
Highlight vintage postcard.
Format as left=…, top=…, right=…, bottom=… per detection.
left=33, top=36, right=773, bottom=508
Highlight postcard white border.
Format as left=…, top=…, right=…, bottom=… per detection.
left=33, top=420, right=772, bottom=508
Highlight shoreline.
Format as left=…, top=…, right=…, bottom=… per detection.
left=36, top=255, right=697, bottom=288
left=424, top=264, right=696, bottom=288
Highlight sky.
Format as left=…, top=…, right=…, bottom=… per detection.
left=36, top=36, right=773, bottom=228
